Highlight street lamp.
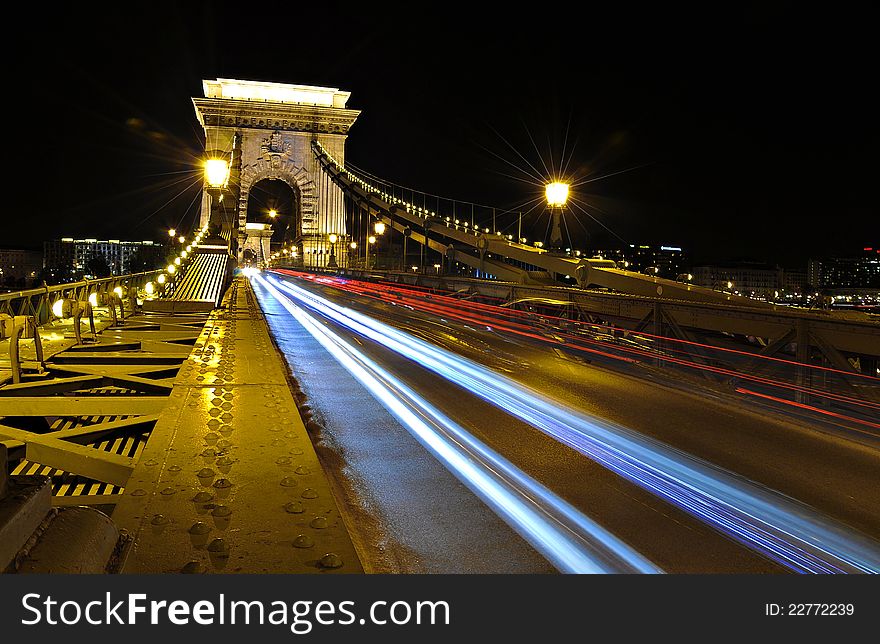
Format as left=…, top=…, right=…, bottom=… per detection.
left=178, top=235, right=185, bottom=244
left=368, top=235, right=377, bottom=269
left=168, top=228, right=176, bottom=238
left=204, top=159, right=230, bottom=189
left=545, top=181, right=570, bottom=251
left=269, top=209, right=278, bottom=219
left=327, top=233, right=339, bottom=269
left=374, top=221, right=386, bottom=236
left=545, top=182, right=569, bottom=207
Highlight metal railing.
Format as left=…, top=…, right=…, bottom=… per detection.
left=0, top=271, right=162, bottom=326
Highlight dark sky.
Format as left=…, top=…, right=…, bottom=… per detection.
left=8, top=2, right=877, bottom=266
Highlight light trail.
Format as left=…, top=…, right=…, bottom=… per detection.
left=277, top=270, right=880, bottom=422
left=279, top=268, right=880, bottom=385
left=254, top=273, right=662, bottom=574
left=264, top=272, right=880, bottom=574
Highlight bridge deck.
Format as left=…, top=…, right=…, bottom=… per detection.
left=112, top=277, right=362, bottom=573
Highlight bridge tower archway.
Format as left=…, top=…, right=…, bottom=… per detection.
left=192, top=78, right=360, bottom=265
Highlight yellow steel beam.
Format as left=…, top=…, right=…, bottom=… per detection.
left=0, top=396, right=167, bottom=417
left=0, top=424, right=135, bottom=487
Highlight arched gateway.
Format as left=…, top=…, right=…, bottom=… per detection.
left=193, top=78, right=360, bottom=265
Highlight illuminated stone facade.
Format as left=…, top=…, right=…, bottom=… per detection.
left=192, top=79, right=360, bottom=263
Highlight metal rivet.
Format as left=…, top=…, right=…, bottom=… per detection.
left=276, top=456, right=292, bottom=466
left=318, top=553, right=343, bottom=569
left=189, top=521, right=211, bottom=535
left=197, top=468, right=215, bottom=478
left=131, top=488, right=147, bottom=496
left=160, top=487, right=176, bottom=495
left=151, top=514, right=170, bottom=525
left=212, top=505, right=232, bottom=517
left=192, top=491, right=214, bottom=502
left=168, top=465, right=182, bottom=473
left=292, top=534, right=314, bottom=549
left=212, top=478, right=233, bottom=489
left=284, top=501, right=304, bottom=514
left=309, top=517, right=329, bottom=529
left=280, top=477, right=298, bottom=487
left=181, top=561, right=205, bottom=574
left=207, top=538, right=229, bottom=556
left=301, top=489, right=318, bottom=499
left=295, top=466, right=309, bottom=475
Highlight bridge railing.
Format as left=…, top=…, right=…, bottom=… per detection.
left=0, top=271, right=162, bottom=326
left=314, top=141, right=529, bottom=243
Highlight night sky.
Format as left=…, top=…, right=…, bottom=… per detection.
left=9, top=2, right=877, bottom=267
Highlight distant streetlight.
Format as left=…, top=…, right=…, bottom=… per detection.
left=327, top=233, right=339, bottom=268
left=374, top=221, right=386, bottom=236
left=168, top=228, right=176, bottom=238
left=368, top=235, right=377, bottom=269
left=269, top=209, right=278, bottom=219
left=178, top=235, right=185, bottom=244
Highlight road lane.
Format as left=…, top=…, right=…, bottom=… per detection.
left=254, top=271, right=880, bottom=573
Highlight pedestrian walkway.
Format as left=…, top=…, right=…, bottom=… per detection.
left=113, top=277, right=362, bottom=573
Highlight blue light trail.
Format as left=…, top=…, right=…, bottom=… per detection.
left=255, top=274, right=662, bottom=574
left=260, top=273, right=880, bottom=574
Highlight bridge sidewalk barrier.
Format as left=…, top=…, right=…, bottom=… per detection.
left=113, top=277, right=362, bottom=573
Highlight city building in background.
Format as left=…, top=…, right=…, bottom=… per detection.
left=0, top=247, right=42, bottom=290
left=808, top=248, right=880, bottom=290
left=590, top=244, right=690, bottom=280
left=42, top=238, right=166, bottom=283
left=808, top=248, right=880, bottom=311
left=690, top=262, right=795, bottom=299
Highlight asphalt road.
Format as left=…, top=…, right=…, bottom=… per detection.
left=253, top=272, right=880, bottom=573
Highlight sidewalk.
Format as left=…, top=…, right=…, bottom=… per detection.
left=113, top=277, right=362, bottom=573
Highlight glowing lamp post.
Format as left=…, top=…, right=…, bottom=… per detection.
left=368, top=235, right=377, bottom=269
left=204, top=159, right=230, bottom=188
left=545, top=181, right=569, bottom=251
left=327, top=233, right=339, bottom=269
left=203, top=158, right=231, bottom=236
left=373, top=222, right=386, bottom=268
left=168, top=228, right=176, bottom=238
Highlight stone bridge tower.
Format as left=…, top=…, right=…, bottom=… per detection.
left=193, top=78, right=360, bottom=265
